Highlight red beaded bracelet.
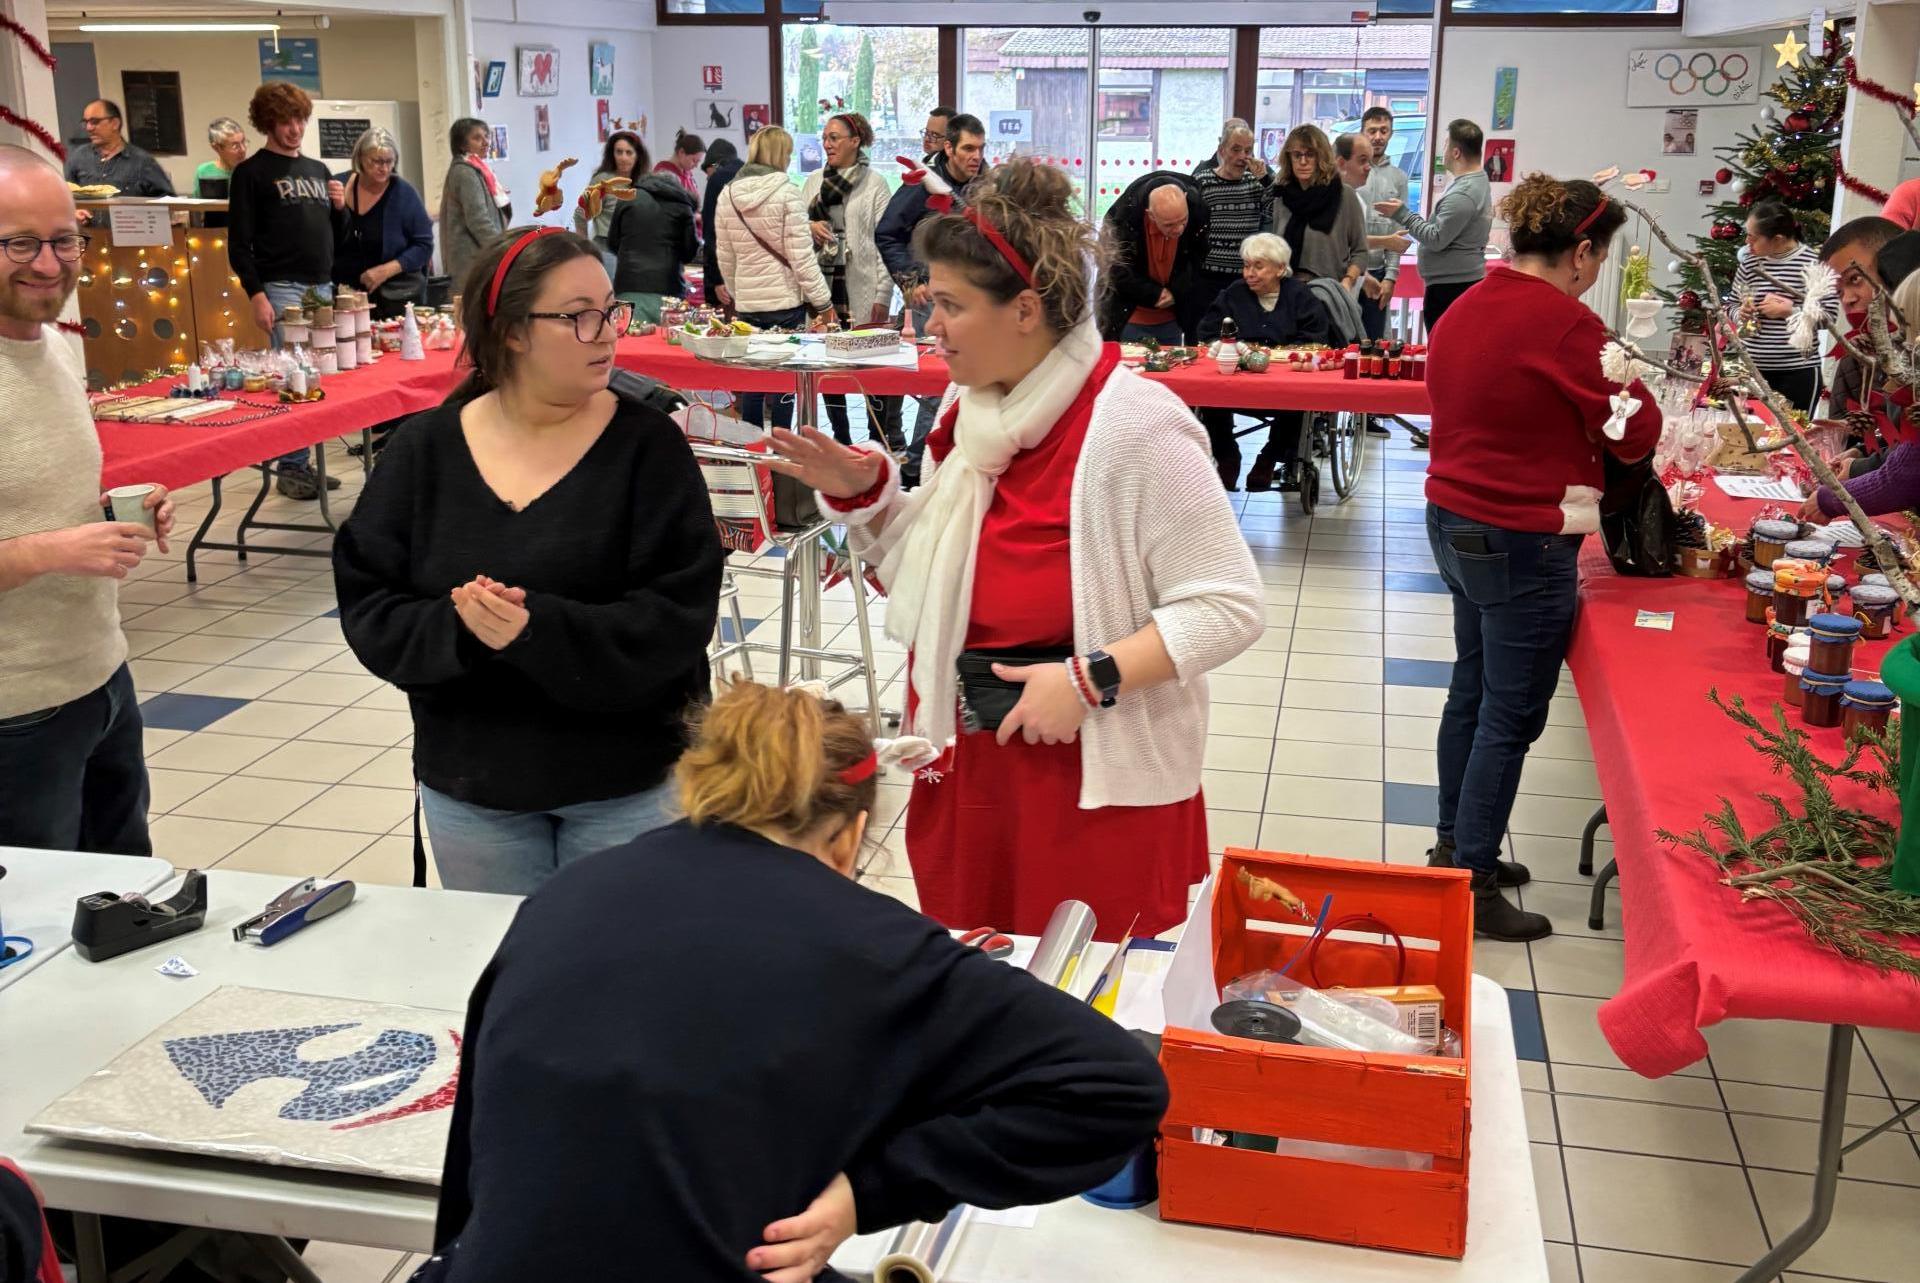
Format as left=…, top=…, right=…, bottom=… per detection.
left=1066, top=656, right=1100, bottom=709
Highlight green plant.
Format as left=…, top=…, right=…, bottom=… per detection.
left=794, top=27, right=821, bottom=135
left=851, top=33, right=875, bottom=122
left=1659, top=691, right=1920, bottom=978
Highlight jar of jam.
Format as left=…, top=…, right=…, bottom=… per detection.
left=1744, top=569, right=1776, bottom=624
left=1409, top=345, right=1427, bottom=382
left=1773, top=558, right=1827, bottom=627
left=1767, top=621, right=1801, bottom=672
left=1354, top=339, right=1374, bottom=379
left=1782, top=646, right=1810, bottom=706
left=1783, top=538, right=1834, bottom=568
left=1850, top=583, right=1900, bottom=639
left=1751, top=519, right=1801, bottom=570
left=1387, top=342, right=1406, bottom=380
left=1841, top=680, right=1897, bottom=738
left=1807, top=613, right=1863, bottom=675
left=1800, top=670, right=1850, bottom=727
left=1343, top=344, right=1361, bottom=380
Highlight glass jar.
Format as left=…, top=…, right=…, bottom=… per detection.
left=1744, top=569, right=1775, bottom=624
left=1782, top=654, right=1808, bottom=707
left=1343, top=345, right=1361, bottom=380
left=1783, top=538, right=1833, bottom=568
left=1806, top=613, right=1863, bottom=675
left=1800, top=670, right=1849, bottom=728
left=1767, top=622, right=1800, bottom=673
left=1850, top=583, right=1900, bottom=639
left=1841, top=680, right=1897, bottom=738
left=1751, top=520, right=1800, bottom=570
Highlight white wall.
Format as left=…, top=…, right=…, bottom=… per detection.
left=1438, top=23, right=1784, bottom=281
left=466, top=0, right=656, bottom=222
left=651, top=22, right=770, bottom=184
left=77, top=20, right=423, bottom=194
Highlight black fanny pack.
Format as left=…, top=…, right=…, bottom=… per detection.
left=956, top=646, right=1074, bottom=733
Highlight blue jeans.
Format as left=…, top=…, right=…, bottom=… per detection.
left=734, top=306, right=807, bottom=430
left=419, top=780, right=676, bottom=895
left=1428, top=504, right=1583, bottom=878
left=264, top=280, right=331, bottom=471
left=1121, top=319, right=1185, bottom=345
left=0, top=665, right=150, bottom=855
left=1359, top=267, right=1390, bottom=341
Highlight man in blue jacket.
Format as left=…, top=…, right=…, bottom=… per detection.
left=876, top=114, right=985, bottom=487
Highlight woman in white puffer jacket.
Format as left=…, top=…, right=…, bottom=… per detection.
left=715, top=126, right=833, bottom=428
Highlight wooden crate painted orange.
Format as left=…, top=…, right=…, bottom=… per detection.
left=1157, top=849, right=1476, bottom=1259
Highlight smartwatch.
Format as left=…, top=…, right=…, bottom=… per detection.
left=1083, top=649, right=1122, bottom=709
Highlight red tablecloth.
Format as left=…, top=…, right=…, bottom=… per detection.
left=1572, top=488, right=1920, bottom=1077
left=98, top=350, right=460, bottom=491
left=614, top=334, right=1430, bottom=416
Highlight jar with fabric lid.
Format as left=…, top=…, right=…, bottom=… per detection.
left=1800, top=670, right=1850, bottom=727
left=1861, top=572, right=1891, bottom=588
left=1772, top=558, right=1827, bottom=628
left=1841, top=680, right=1897, bottom=738
left=1782, top=645, right=1811, bottom=706
left=1752, top=519, right=1801, bottom=569
left=1807, top=613, right=1863, bottom=675
left=1745, top=568, right=1777, bottom=624
left=1850, top=583, right=1901, bottom=640
left=1783, top=538, right=1834, bottom=568
left=1768, top=621, right=1802, bottom=673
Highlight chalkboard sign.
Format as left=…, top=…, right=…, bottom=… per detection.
left=317, top=117, right=371, bottom=161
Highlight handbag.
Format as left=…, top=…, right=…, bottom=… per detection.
left=956, top=646, right=1075, bottom=734
left=1598, top=451, right=1676, bottom=578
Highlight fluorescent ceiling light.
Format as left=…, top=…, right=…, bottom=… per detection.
left=76, top=22, right=282, bottom=33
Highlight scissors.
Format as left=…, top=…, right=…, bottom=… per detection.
left=959, top=926, right=1015, bottom=959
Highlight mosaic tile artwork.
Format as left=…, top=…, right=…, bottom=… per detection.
left=29, top=986, right=463, bottom=1183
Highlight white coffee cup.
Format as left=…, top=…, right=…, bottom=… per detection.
left=105, top=484, right=158, bottom=535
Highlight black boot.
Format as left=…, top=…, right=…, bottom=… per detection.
left=1427, top=839, right=1531, bottom=887
left=1472, top=871, right=1552, bottom=942
left=1245, top=457, right=1275, bottom=493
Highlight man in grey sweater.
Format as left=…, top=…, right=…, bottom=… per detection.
left=0, top=146, right=174, bottom=855
left=1355, top=107, right=1412, bottom=344
left=1376, top=118, right=1492, bottom=338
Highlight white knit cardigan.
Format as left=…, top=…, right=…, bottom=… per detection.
left=829, top=363, right=1264, bottom=809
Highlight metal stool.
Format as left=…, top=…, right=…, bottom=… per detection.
left=708, top=567, right=755, bottom=681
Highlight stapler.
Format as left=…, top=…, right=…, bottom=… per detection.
left=72, top=869, right=209, bottom=962
left=233, top=877, right=356, bottom=946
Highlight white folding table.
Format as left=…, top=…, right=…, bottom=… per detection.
left=0, top=846, right=173, bottom=990
left=1, top=866, right=1547, bottom=1282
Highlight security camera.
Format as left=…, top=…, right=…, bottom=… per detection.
left=1083, top=10, right=1101, bottom=22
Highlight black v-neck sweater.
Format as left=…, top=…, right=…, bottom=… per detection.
left=429, top=821, right=1169, bottom=1282
left=332, top=394, right=723, bottom=811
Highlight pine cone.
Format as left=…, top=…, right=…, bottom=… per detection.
left=1674, top=509, right=1710, bottom=550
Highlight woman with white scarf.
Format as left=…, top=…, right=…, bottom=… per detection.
left=770, top=159, right=1263, bottom=940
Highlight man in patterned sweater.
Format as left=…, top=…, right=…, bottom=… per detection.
left=1191, top=120, right=1273, bottom=319
left=0, top=146, right=174, bottom=854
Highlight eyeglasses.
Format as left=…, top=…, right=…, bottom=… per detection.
left=1, top=234, right=90, bottom=264
left=1286, top=150, right=1317, bottom=161
left=82, top=116, right=111, bottom=127
left=527, top=302, right=635, bottom=342
left=363, top=155, right=396, bottom=168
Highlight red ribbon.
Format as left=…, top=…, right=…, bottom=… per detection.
left=486, top=226, right=564, bottom=317
left=962, top=207, right=1034, bottom=287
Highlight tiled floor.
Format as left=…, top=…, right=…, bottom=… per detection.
left=116, top=418, right=1920, bottom=1282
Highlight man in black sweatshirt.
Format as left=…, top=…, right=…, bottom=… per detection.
left=227, top=81, right=347, bottom=499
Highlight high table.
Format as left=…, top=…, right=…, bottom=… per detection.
left=1, top=866, right=1543, bottom=1282
left=96, top=351, right=460, bottom=581
left=1566, top=488, right=1920, bottom=1281
left=0, top=848, right=172, bottom=990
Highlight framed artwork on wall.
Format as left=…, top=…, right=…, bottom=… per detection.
left=535, top=105, right=551, bottom=153
left=492, top=125, right=510, bottom=161
left=517, top=45, right=559, bottom=97
left=590, top=41, right=615, bottom=97
left=483, top=61, right=506, bottom=100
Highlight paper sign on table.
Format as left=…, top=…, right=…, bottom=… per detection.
left=107, top=205, right=173, bottom=247
left=1634, top=611, right=1675, bottom=631
left=1714, top=474, right=1804, bottom=502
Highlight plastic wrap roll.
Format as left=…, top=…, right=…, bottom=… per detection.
left=1025, top=898, right=1096, bottom=991
left=872, top=1207, right=970, bottom=1283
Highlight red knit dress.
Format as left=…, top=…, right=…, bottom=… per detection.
left=903, top=346, right=1210, bottom=941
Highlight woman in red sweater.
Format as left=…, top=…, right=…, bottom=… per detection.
left=1423, top=174, right=1662, bottom=942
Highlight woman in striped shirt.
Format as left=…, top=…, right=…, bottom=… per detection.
left=1734, top=200, right=1837, bottom=414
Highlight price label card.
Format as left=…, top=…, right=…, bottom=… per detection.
left=1634, top=610, right=1675, bottom=632
left=107, top=204, right=172, bottom=247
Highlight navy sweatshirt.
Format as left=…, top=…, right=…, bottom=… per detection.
left=427, top=820, right=1169, bottom=1282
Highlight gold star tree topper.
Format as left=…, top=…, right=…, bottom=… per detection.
left=1774, top=29, right=1807, bottom=68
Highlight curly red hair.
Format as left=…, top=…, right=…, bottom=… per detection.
left=247, top=82, right=312, bottom=134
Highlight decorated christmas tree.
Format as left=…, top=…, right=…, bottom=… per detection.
left=1668, top=38, right=1848, bottom=330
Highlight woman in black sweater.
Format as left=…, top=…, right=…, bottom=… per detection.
left=1196, top=231, right=1331, bottom=491
left=333, top=227, right=722, bottom=894
left=416, top=681, right=1168, bottom=1283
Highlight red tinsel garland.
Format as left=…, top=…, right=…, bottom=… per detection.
left=0, top=16, right=55, bottom=71
left=1836, top=153, right=1892, bottom=204
left=0, top=104, right=63, bottom=160
left=1844, top=56, right=1918, bottom=118
left=55, top=320, right=85, bottom=337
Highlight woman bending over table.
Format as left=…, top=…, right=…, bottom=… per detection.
left=1195, top=232, right=1332, bottom=492
left=1423, top=174, right=1661, bottom=942
left=415, top=679, right=1167, bottom=1283
left=771, top=158, right=1264, bottom=941
left=334, top=227, right=723, bottom=894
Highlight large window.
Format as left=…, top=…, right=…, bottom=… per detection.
left=1450, top=0, right=1675, bottom=11
left=782, top=24, right=939, bottom=191
left=1089, top=29, right=1231, bottom=218
left=1256, top=25, right=1430, bottom=208
left=663, top=1, right=823, bottom=14
left=962, top=28, right=1090, bottom=214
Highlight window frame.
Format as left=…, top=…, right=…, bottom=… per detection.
left=1439, top=0, right=1682, bottom=27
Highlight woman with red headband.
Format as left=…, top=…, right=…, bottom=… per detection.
left=333, top=227, right=723, bottom=894
left=1420, top=174, right=1660, bottom=941
left=416, top=678, right=1164, bottom=1282
left=770, top=159, right=1264, bottom=941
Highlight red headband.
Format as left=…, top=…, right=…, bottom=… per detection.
left=837, top=751, right=878, bottom=786
left=1574, top=196, right=1611, bottom=237
left=963, top=207, right=1034, bottom=287
left=487, top=227, right=565, bottom=317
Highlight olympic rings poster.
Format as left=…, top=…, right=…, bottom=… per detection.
left=1626, top=47, right=1761, bottom=108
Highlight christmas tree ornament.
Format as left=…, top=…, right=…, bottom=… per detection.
left=1761, top=105, right=1777, bottom=122
left=1668, top=260, right=1682, bottom=275
left=1729, top=176, right=1745, bottom=195
left=1773, top=29, right=1806, bottom=68
left=1715, top=167, right=1733, bottom=184
left=1676, top=290, right=1701, bottom=311
left=1787, top=112, right=1812, bottom=132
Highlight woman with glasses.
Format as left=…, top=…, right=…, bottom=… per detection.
left=333, top=127, right=435, bottom=319
left=334, top=227, right=724, bottom=895
left=193, top=118, right=246, bottom=228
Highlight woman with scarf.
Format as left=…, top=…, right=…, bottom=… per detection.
left=1266, top=124, right=1366, bottom=289
left=768, top=159, right=1264, bottom=941
left=440, top=117, right=510, bottom=287
left=800, top=111, right=900, bottom=449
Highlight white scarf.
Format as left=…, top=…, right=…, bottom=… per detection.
left=879, top=319, right=1105, bottom=746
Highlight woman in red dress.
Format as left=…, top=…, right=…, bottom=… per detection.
left=771, top=160, right=1264, bottom=940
